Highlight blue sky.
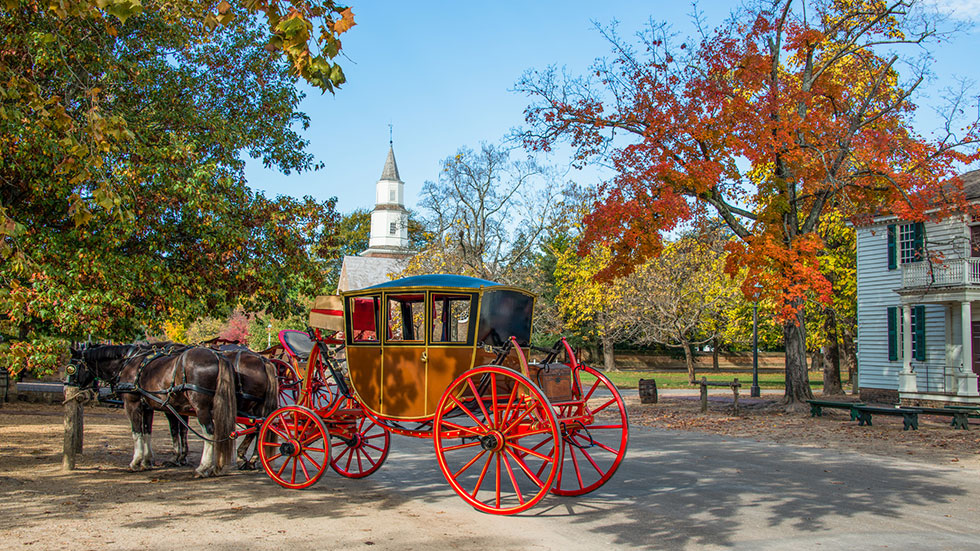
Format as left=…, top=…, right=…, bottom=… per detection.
left=244, top=1, right=980, bottom=215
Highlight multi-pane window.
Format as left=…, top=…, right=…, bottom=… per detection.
left=386, top=294, right=425, bottom=342
left=899, top=223, right=918, bottom=264
left=887, top=305, right=925, bottom=362
left=349, top=296, right=380, bottom=343
left=389, top=222, right=396, bottom=235
left=431, top=294, right=473, bottom=344
left=887, top=222, right=924, bottom=269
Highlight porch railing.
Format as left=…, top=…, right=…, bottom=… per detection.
left=911, top=363, right=952, bottom=394
left=902, top=258, right=980, bottom=288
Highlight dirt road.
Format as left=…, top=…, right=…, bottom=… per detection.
left=2, top=402, right=979, bottom=550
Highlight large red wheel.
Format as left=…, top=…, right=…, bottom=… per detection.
left=330, top=402, right=390, bottom=478
left=434, top=366, right=562, bottom=515
left=258, top=406, right=331, bottom=489
left=550, top=365, right=629, bottom=496
left=272, top=359, right=301, bottom=406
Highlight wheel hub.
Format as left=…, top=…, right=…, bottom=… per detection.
left=479, top=431, right=505, bottom=452
left=279, top=439, right=301, bottom=457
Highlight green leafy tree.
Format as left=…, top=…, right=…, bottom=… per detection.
left=0, top=1, right=350, bottom=375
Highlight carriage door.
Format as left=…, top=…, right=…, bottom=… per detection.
left=345, top=295, right=382, bottom=414
left=426, top=293, right=478, bottom=414
left=382, top=292, right=427, bottom=418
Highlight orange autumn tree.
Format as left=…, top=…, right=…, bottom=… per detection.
left=518, top=0, right=980, bottom=404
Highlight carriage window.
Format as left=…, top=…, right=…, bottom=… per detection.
left=431, top=294, right=472, bottom=344
left=386, top=294, right=425, bottom=342
left=349, top=296, right=380, bottom=343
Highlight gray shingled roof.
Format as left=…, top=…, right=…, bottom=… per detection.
left=380, top=146, right=401, bottom=182
left=961, top=169, right=980, bottom=200
left=337, top=255, right=408, bottom=292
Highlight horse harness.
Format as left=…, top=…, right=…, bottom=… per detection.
left=113, top=346, right=263, bottom=408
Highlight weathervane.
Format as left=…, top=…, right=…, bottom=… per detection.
left=388, top=122, right=393, bottom=146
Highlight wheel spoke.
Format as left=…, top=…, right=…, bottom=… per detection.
left=569, top=445, right=584, bottom=489
left=498, top=383, right=520, bottom=432
left=505, top=448, right=545, bottom=487
left=442, top=440, right=482, bottom=452
left=466, top=378, right=493, bottom=426
left=502, top=403, right=538, bottom=434
left=301, top=451, right=322, bottom=472
left=491, top=373, right=499, bottom=426
left=590, top=397, right=617, bottom=415
left=471, top=452, right=493, bottom=497
left=583, top=378, right=601, bottom=402
left=509, top=441, right=556, bottom=463
left=439, top=419, right=485, bottom=437
left=449, top=395, right=490, bottom=433
left=495, top=454, right=501, bottom=510
left=276, top=455, right=289, bottom=477
left=453, top=449, right=487, bottom=478
left=289, top=457, right=299, bottom=484
left=268, top=423, right=290, bottom=441
left=585, top=424, right=624, bottom=430
left=502, top=453, right=525, bottom=506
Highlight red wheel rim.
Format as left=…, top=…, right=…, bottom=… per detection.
left=551, top=365, right=629, bottom=496
left=434, top=366, right=562, bottom=515
left=330, top=403, right=390, bottom=478
left=258, top=406, right=330, bottom=489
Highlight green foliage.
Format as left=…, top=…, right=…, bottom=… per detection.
left=0, top=1, right=345, bottom=376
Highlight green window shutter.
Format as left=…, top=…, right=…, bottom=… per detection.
left=887, top=306, right=898, bottom=361
left=914, top=305, right=926, bottom=361
left=887, top=224, right=897, bottom=270
left=913, top=222, right=924, bottom=263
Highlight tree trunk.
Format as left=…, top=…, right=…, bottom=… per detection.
left=712, top=336, right=719, bottom=370
left=683, top=341, right=696, bottom=384
left=601, top=333, right=617, bottom=372
left=840, top=327, right=858, bottom=395
left=822, top=307, right=844, bottom=396
left=783, top=309, right=813, bottom=404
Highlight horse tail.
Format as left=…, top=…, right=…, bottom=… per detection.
left=212, top=352, right=237, bottom=473
left=262, top=358, right=279, bottom=417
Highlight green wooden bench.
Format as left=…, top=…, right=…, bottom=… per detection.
left=916, top=406, right=980, bottom=430
left=806, top=399, right=864, bottom=421
left=854, top=405, right=921, bottom=431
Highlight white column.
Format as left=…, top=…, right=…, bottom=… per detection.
left=956, top=301, right=980, bottom=396
left=899, top=304, right=918, bottom=393
left=946, top=305, right=957, bottom=392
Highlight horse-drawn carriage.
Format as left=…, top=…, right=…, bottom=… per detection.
left=259, top=274, right=629, bottom=515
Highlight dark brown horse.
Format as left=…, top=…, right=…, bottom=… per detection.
left=220, top=348, right=279, bottom=469
left=74, top=345, right=238, bottom=476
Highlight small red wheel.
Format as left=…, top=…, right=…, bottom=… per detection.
left=434, top=366, right=562, bottom=515
left=330, top=402, right=390, bottom=478
left=258, top=406, right=331, bottom=489
left=272, top=359, right=301, bottom=406
left=551, top=364, right=629, bottom=496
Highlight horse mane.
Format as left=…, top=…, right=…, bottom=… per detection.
left=84, top=344, right=137, bottom=362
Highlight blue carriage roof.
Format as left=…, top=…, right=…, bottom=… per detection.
left=364, top=274, right=504, bottom=290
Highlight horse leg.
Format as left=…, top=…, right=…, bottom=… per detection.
left=177, top=415, right=189, bottom=466
left=139, top=405, right=155, bottom=470
left=124, top=399, right=150, bottom=472
left=237, top=433, right=257, bottom=470
left=163, top=411, right=189, bottom=467
left=194, top=410, right=217, bottom=478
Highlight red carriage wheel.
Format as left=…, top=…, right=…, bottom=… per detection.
left=272, top=359, right=301, bottom=406
left=550, top=365, right=629, bottom=496
left=434, top=366, right=562, bottom=515
left=258, top=406, right=331, bottom=489
left=330, top=402, right=390, bottom=478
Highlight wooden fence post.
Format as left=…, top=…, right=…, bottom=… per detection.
left=62, top=386, right=86, bottom=470
left=732, top=378, right=740, bottom=416
left=700, top=377, right=708, bottom=413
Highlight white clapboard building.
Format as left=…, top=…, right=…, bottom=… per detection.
left=855, top=169, right=980, bottom=405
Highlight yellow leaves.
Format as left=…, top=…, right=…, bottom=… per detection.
left=329, top=7, right=355, bottom=34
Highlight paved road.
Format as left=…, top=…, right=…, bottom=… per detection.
left=354, top=425, right=978, bottom=550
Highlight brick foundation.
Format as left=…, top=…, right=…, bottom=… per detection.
left=859, top=387, right=899, bottom=404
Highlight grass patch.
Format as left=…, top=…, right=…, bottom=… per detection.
left=583, top=370, right=832, bottom=390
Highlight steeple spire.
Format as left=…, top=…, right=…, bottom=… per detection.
left=380, top=144, right=401, bottom=182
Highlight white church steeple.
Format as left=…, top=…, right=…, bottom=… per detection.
left=362, top=142, right=411, bottom=257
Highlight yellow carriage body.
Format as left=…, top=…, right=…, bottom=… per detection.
left=340, top=274, right=534, bottom=421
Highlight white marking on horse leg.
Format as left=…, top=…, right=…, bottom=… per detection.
left=141, top=432, right=154, bottom=469
left=195, top=420, right=215, bottom=477
left=130, top=432, right=145, bottom=471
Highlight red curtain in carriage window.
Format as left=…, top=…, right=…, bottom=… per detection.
left=351, top=297, right=379, bottom=342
